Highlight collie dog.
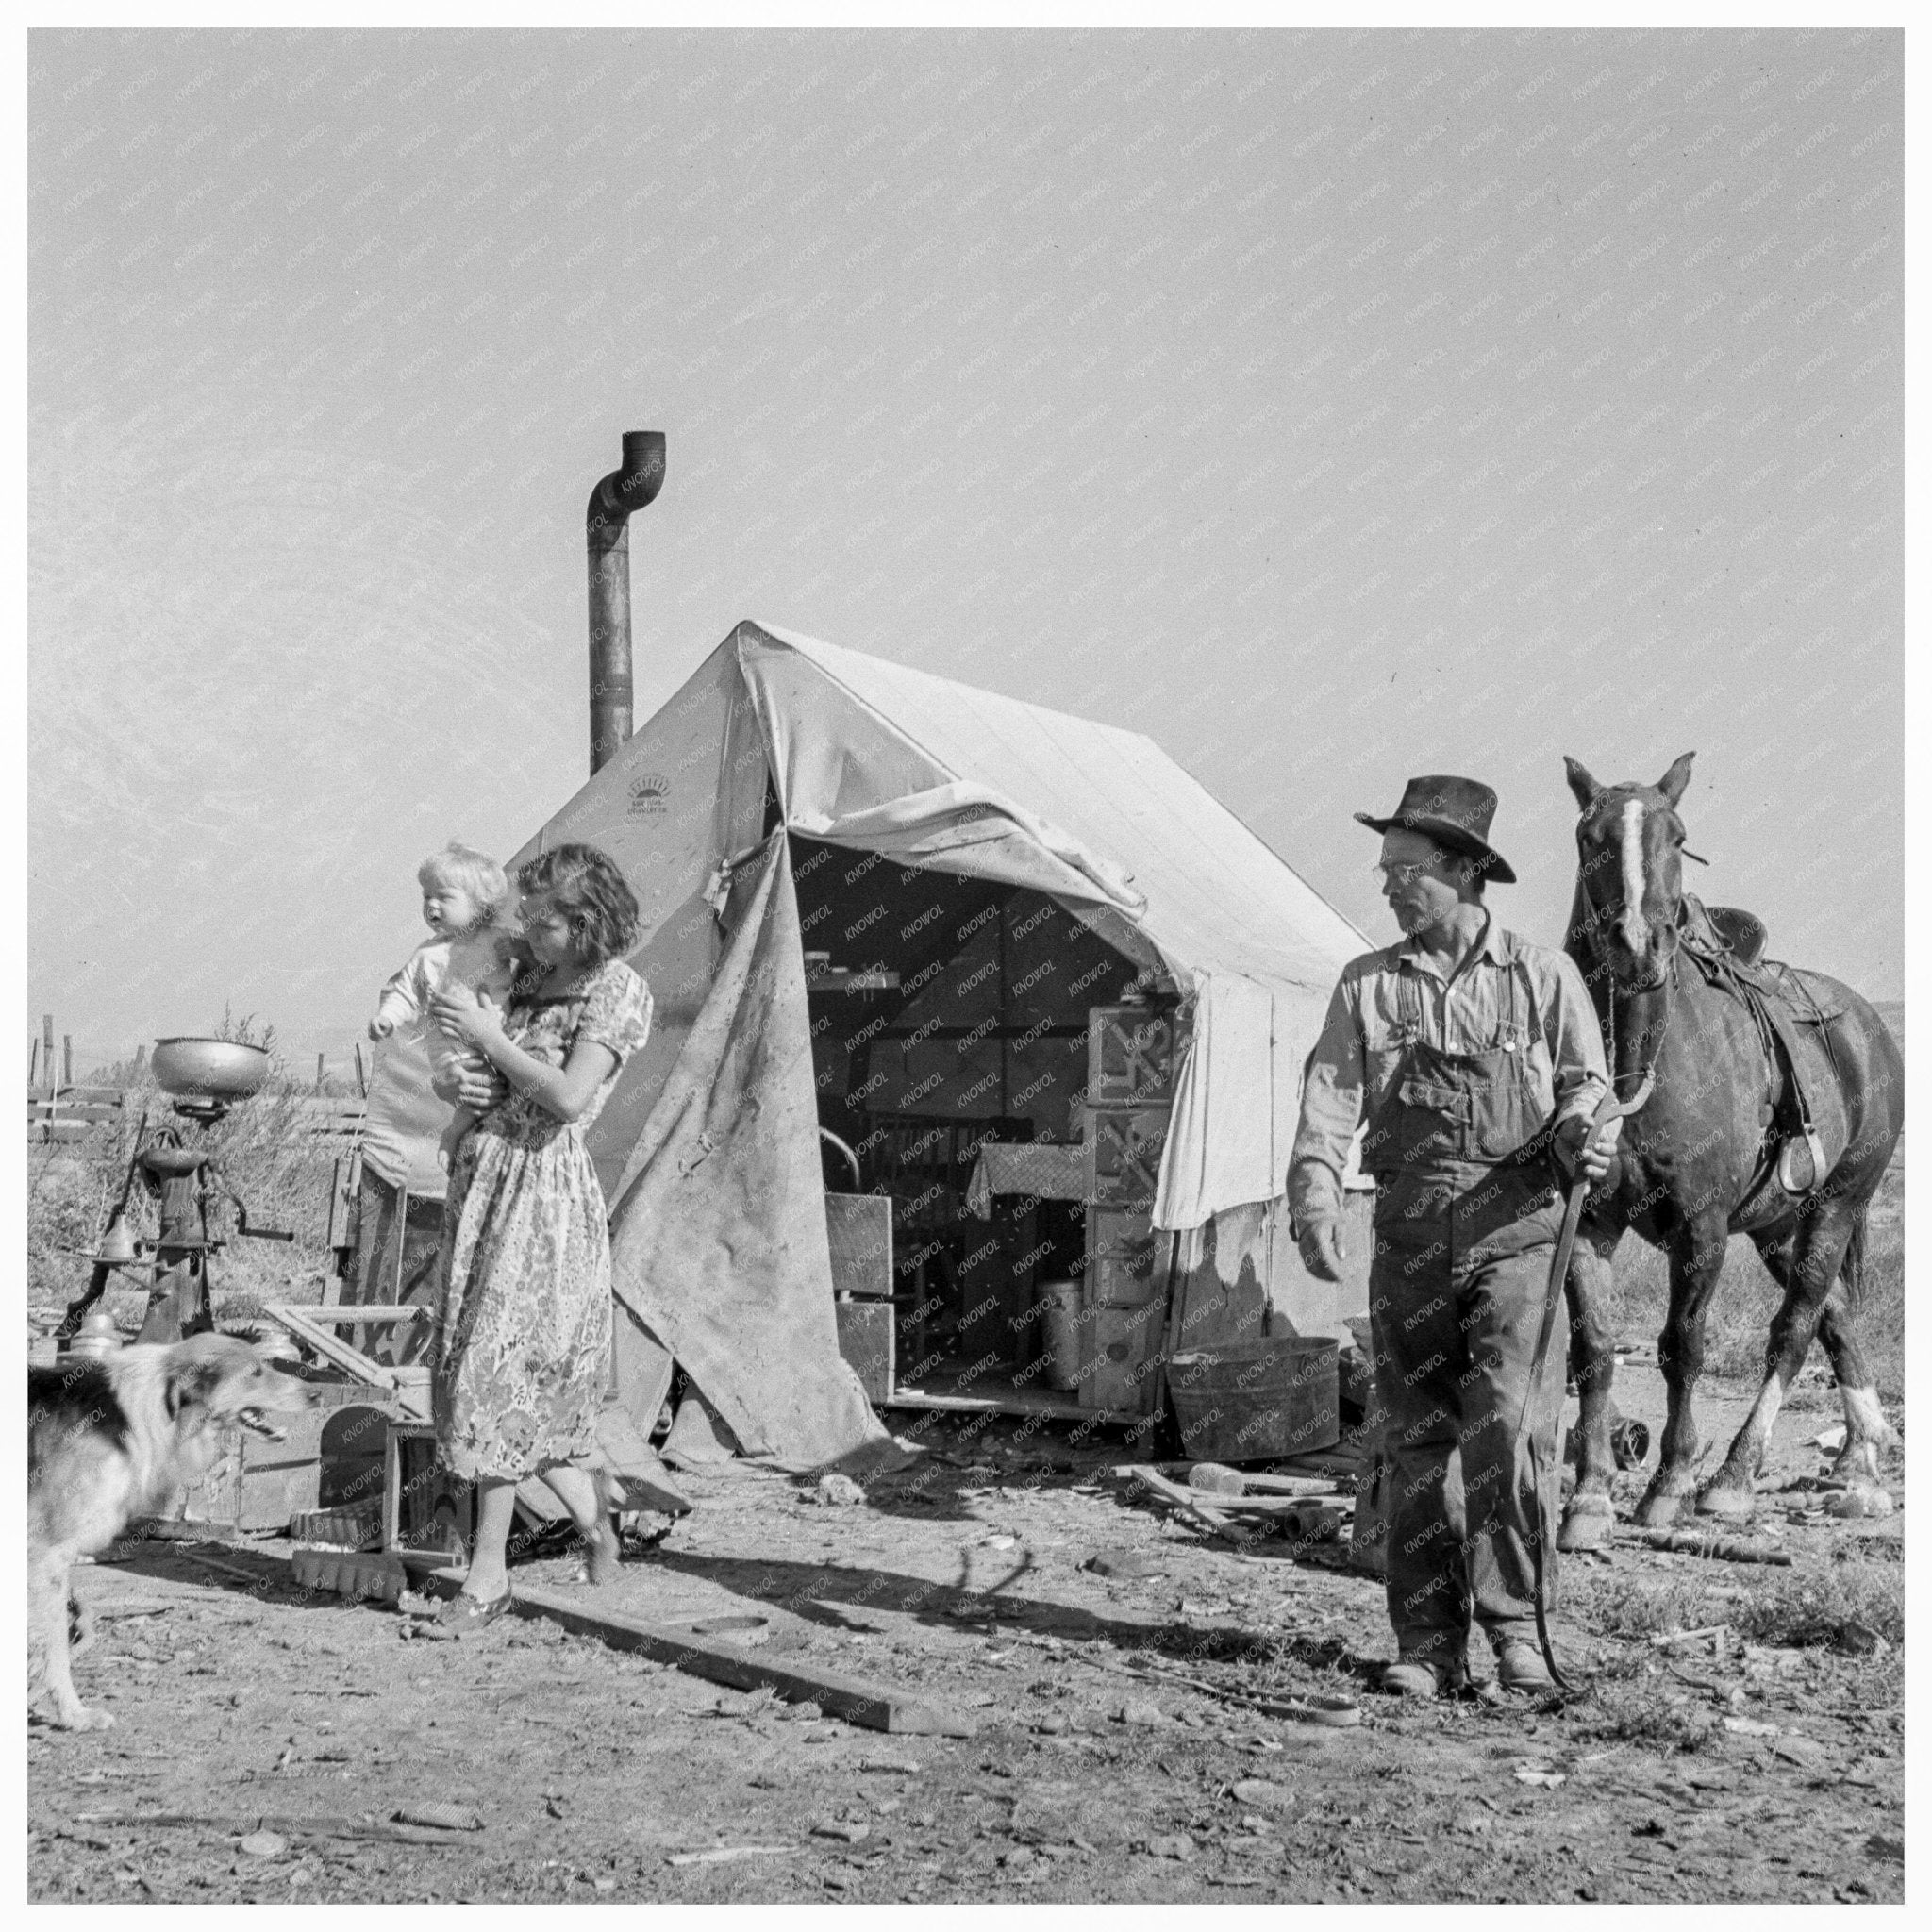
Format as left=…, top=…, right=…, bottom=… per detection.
left=28, top=1334, right=312, bottom=1730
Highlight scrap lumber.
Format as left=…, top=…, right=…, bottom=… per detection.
left=1078, top=1647, right=1361, bottom=1727
left=1638, top=1530, right=1793, bottom=1568
left=1227, top=1472, right=1342, bottom=1498
left=1273, top=1447, right=1367, bottom=1479
left=71, top=1810, right=473, bottom=1848
left=262, top=1304, right=403, bottom=1394
left=1185, top=1462, right=1341, bottom=1499
left=1128, top=1465, right=1349, bottom=1521
left=393, top=1556, right=977, bottom=1737
left=1113, top=1460, right=1342, bottom=1497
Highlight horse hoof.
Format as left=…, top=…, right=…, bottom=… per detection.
left=1558, top=1498, right=1615, bottom=1552
left=1826, top=1486, right=1895, bottom=1520
left=1633, top=1489, right=1690, bottom=1528
left=1695, top=1482, right=1756, bottom=1521
left=1832, top=1447, right=1886, bottom=1491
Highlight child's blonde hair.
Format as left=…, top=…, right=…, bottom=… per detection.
left=418, top=842, right=510, bottom=919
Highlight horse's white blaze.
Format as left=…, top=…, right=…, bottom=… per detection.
left=1618, top=799, right=1648, bottom=947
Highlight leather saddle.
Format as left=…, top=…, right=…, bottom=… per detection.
left=1678, top=897, right=1845, bottom=1018
left=1703, top=904, right=1767, bottom=968
left=1677, top=895, right=1843, bottom=1195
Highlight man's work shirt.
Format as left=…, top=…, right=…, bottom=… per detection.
left=1289, top=915, right=1610, bottom=1226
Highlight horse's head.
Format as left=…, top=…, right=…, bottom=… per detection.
left=1563, top=752, right=1696, bottom=989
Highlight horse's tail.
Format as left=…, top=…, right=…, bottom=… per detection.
left=1839, top=1209, right=1868, bottom=1319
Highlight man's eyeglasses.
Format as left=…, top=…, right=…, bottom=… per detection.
left=1371, top=861, right=1436, bottom=888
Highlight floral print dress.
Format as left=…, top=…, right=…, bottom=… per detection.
left=432, top=957, right=653, bottom=1482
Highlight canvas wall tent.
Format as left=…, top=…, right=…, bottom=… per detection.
left=509, top=621, right=1374, bottom=1471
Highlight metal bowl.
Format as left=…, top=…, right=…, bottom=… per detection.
left=151, top=1037, right=272, bottom=1100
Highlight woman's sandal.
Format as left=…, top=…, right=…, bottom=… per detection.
left=433, top=1587, right=513, bottom=1630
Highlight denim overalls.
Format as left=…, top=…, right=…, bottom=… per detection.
left=1361, top=958, right=1570, bottom=1677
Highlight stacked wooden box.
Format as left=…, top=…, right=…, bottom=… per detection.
left=177, top=1383, right=399, bottom=1532
left=827, top=1191, right=895, bottom=1402
left=1077, top=1006, right=1181, bottom=1414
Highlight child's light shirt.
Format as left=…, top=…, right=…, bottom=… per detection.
left=374, top=925, right=517, bottom=1080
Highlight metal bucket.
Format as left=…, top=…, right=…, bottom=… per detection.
left=1037, top=1280, right=1082, bottom=1391
left=1166, top=1336, right=1341, bottom=1463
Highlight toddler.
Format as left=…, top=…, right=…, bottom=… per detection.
left=370, top=842, right=520, bottom=1169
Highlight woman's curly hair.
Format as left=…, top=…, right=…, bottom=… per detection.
left=516, top=843, right=641, bottom=967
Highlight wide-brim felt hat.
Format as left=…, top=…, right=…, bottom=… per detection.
left=1355, top=774, right=1517, bottom=885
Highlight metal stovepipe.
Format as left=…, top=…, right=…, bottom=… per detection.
left=586, top=429, right=667, bottom=776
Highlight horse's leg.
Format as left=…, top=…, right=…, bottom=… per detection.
left=1743, top=1221, right=1893, bottom=1489
left=1698, top=1199, right=1862, bottom=1518
left=1815, top=1215, right=1898, bottom=1492
left=1557, top=1217, right=1622, bottom=1551
left=1633, top=1221, right=1728, bottom=1527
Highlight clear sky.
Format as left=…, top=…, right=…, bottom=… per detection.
left=28, top=26, right=1903, bottom=1073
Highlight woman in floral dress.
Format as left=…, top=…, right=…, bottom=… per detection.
left=425, top=842, right=653, bottom=1624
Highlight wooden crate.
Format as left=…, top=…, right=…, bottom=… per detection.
left=383, top=1423, right=475, bottom=1560
left=835, top=1299, right=895, bottom=1403
left=175, top=1388, right=398, bottom=1532
left=1076, top=1302, right=1166, bottom=1415
left=1086, top=1006, right=1181, bottom=1106
left=825, top=1191, right=893, bottom=1299
left=1083, top=1205, right=1163, bottom=1308
left=1082, top=1104, right=1170, bottom=1214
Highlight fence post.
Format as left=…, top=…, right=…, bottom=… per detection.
left=42, top=1015, right=55, bottom=1100
left=315, top=1052, right=326, bottom=1095
left=62, top=1035, right=74, bottom=1091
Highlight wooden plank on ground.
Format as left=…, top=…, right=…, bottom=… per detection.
left=1125, top=1465, right=1345, bottom=1518
left=1237, top=1472, right=1346, bottom=1497
left=1274, top=1447, right=1366, bottom=1478
left=393, top=1556, right=978, bottom=1737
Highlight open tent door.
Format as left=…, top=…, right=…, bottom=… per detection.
left=511, top=617, right=1369, bottom=1457
left=604, top=829, right=898, bottom=1471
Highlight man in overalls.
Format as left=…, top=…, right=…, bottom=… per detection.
left=1290, top=776, right=1615, bottom=1697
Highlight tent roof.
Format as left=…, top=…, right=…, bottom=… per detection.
left=747, top=622, right=1370, bottom=1002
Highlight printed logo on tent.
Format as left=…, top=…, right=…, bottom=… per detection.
left=626, top=774, right=672, bottom=820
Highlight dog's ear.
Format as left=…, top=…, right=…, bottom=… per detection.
left=164, top=1357, right=226, bottom=1421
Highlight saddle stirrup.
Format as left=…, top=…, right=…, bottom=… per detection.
left=1775, top=1124, right=1829, bottom=1195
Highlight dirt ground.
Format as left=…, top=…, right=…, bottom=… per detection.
left=28, top=1361, right=1904, bottom=1906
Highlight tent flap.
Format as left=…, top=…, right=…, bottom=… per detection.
left=785, top=780, right=1147, bottom=914
left=605, top=829, right=890, bottom=1469
left=734, top=623, right=1367, bottom=1229
left=1152, top=974, right=1283, bottom=1229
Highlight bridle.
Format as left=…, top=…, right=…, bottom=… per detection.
left=1577, top=813, right=1679, bottom=1099
left=1604, top=941, right=1676, bottom=1099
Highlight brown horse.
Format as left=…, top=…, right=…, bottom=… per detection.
left=1556, top=753, right=1903, bottom=1541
